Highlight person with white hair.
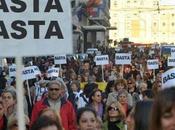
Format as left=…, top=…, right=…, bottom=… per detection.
left=31, top=80, right=76, bottom=130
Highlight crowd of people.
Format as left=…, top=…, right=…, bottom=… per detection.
left=0, top=44, right=175, bottom=130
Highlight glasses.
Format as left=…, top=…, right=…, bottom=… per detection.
left=96, top=94, right=102, bottom=97
left=2, top=96, right=12, bottom=99
left=49, top=88, right=60, bottom=91
left=108, top=106, right=119, bottom=111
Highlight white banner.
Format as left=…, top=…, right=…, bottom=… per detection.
left=9, top=64, right=16, bottom=77
left=47, top=67, right=59, bottom=78
left=168, top=57, right=175, bottom=67
left=115, top=53, right=131, bottom=65
left=22, top=66, right=41, bottom=80
left=147, top=59, right=159, bottom=70
left=95, top=55, right=109, bottom=65
left=171, top=48, right=175, bottom=57
left=54, top=55, right=67, bottom=64
left=162, top=68, right=175, bottom=89
left=0, top=0, right=72, bottom=56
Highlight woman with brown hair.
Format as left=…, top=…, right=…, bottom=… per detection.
left=88, top=89, right=104, bottom=119
left=106, top=79, right=132, bottom=107
left=150, top=87, right=175, bottom=130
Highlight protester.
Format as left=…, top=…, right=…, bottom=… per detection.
left=150, top=87, right=175, bottom=130
left=103, top=101, right=125, bottom=130
left=31, top=116, right=63, bottom=130
left=106, top=79, right=132, bottom=106
left=88, top=89, right=105, bottom=119
left=76, top=107, right=97, bottom=130
left=68, top=80, right=84, bottom=111
left=117, top=89, right=130, bottom=115
left=31, top=80, right=77, bottom=130
left=1, top=89, right=17, bottom=118
left=127, top=78, right=140, bottom=105
left=39, top=108, right=61, bottom=123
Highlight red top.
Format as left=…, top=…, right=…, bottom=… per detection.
left=0, top=116, right=4, bottom=130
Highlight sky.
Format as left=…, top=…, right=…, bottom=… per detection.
left=160, top=0, right=175, bottom=5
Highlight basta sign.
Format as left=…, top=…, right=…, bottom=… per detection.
left=0, top=0, right=72, bottom=56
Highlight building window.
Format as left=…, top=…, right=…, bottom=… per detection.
left=154, top=22, right=157, bottom=26
left=127, top=0, right=130, bottom=3
left=172, top=14, right=175, bottom=17
left=172, top=22, right=175, bottom=26
left=162, top=22, right=166, bottom=26
left=71, top=0, right=76, bottom=8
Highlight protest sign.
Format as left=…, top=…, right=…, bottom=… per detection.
left=147, top=59, right=159, bottom=70
left=47, top=67, right=59, bottom=78
left=95, top=55, right=109, bottom=65
left=168, top=57, right=175, bottom=67
left=115, top=53, right=131, bottom=65
left=171, top=48, right=175, bottom=57
left=22, top=66, right=41, bottom=80
left=0, top=0, right=72, bottom=56
left=9, top=64, right=16, bottom=77
left=162, top=68, right=175, bottom=89
left=54, top=55, right=67, bottom=64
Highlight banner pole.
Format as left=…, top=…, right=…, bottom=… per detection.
left=16, top=57, right=25, bottom=130
left=121, top=65, right=124, bottom=79
left=153, top=69, right=156, bottom=82
left=59, top=64, right=62, bottom=77
left=102, top=65, right=104, bottom=81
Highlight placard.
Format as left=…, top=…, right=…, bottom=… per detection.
left=54, top=55, right=67, bottom=64
left=95, top=55, right=109, bottom=65
left=115, top=53, right=131, bottom=65
left=47, top=67, right=59, bottom=78
left=0, top=0, right=72, bottom=56
left=22, top=66, right=41, bottom=80
left=9, top=64, right=16, bottom=77
left=168, top=57, right=175, bottom=67
left=162, top=68, right=175, bottom=89
left=147, top=59, right=159, bottom=70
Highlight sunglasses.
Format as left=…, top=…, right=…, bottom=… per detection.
left=108, top=106, right=119, bottom=111
left=96, top=94, right=102, bottom=97
left=49, top=88, right=60, bottom=91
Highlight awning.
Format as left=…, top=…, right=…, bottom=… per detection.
left=82, top=25, right=106, bottom=31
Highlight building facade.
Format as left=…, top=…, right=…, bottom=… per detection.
left=109, top=0, right=175, bottom=46
left=71, top=0, right=111, bottom=53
